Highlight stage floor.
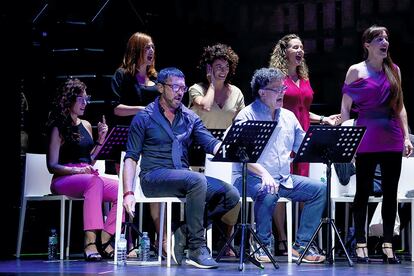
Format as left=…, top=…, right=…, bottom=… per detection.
left=1, top=256, right=413, bottom=275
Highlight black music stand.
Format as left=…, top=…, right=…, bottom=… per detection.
left=213, top=120, right=279, bottom=271
left=189, top=129, right=226, bottom=167
left=293, top=125, right=366, bottom=266
left=94, top=125, right=129, bottom=160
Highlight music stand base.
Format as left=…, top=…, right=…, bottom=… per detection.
left=216, top=223, right=279, bottom=270
left=296, top=218, right=353, bottom=267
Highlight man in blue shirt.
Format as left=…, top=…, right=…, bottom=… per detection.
left=122, top=67, right=240, bottom=269
left=233, top=67, right=326, bottom=263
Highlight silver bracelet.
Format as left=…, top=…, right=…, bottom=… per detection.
left=319, top=115, right=325, bottom=125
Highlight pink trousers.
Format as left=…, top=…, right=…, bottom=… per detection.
left=51, top=164, right=120, bottom=235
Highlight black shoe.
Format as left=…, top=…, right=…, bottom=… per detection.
left=154, top=239, right=168, bottom=259
left=172, top=224, right=187, bottom=265
left=101, top=238, right=115, bottom=259
left=382, top=243, right=401, bottom=264
left=84, top=242, right=102, bottom=262
left=276, top=240, right=288, bottom=256
left=355, top=243, right=370, bottom=263
left=186, top=246, right=218, bottom=269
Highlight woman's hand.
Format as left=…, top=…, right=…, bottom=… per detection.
left=72, top=165, right=99, bottom=175
left=404, top=138, right=413, bottom=157
left=325, top=114, right=341, bottom=126
left=97, top=115, right=108, bottom=143
left=206, top=64, right=215, bottom=85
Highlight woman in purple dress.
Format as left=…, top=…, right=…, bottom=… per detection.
left=341, top=25, right=413, bottom=264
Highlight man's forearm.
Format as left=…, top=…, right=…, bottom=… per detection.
left=123, top=158, right=137, bottom=193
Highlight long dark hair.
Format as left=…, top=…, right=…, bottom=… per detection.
left=362, top=25, right=403, bottom=113
left=46, top=78, right=86, bottom=143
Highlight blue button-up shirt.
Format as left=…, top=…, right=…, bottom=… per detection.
left=125, top=97, right=220, bottom=176
left=233, top=99, right=305, bottom=188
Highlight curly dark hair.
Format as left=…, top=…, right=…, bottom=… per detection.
left=46, top=78, right=87, bottom=143
left=198, top=43, right=239, bottom=84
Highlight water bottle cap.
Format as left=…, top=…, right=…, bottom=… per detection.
left=120, top=233, right=125, bottom=238
left=51, top=229, right=56, bottom=233
left=143, top=232, right=148, bottom=236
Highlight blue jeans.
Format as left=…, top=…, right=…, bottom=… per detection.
left=234, top=173, right=326, bottom=247
left=141, top=168, right=240, bottom=250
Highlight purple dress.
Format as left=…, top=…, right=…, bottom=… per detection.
left=342, top=72, right=403, bottom=153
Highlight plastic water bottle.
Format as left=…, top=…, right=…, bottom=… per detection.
left=48, top=228, right=58, bottom=260
left=140, top=232, right=150, bottom=262
left=117, top=234, right=127, bottom=265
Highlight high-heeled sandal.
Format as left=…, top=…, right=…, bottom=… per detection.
left=382, top=243, right=401, bottom=264
left=127, top=246, right=138, bottom=258
left=101, top=238, right=115, bottom=259
left=84, top=242, right=102, bottom=262
left=154, top=239, right=168, bottom=259
left=355, top=243, right=370, bottom=263
left=276, top=240, right=288, bottom=256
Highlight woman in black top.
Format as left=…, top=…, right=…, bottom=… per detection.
left=111, top=32, right=166, bottom=257
left=47, top=78, right=120, bottom=261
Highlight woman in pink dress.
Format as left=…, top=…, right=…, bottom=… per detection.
left=268, top=34, right=340, bottom=255
left=340, top=25, right=412, bottom=264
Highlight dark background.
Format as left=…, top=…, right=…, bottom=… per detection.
left=4, top=0, right=414, bottom=259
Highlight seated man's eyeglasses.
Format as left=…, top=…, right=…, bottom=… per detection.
left=261, top=85, right=287, bottom=94
left=160, top=83, right=188, bottom=93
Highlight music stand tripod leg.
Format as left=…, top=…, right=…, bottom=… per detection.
left=215, top=225, right=240, bottom=261
left=211, top=120, right=280, bottom=270
left=296, top=219, right=324, bottom=265
left=216, top=162, right=278, bottom=270
left=249, top=227, right=279, bottom=269
left=293, top=125, right=365, bottom=267
left=330, top=220, right=354, bottom=266
left=296, top=161, right=353, bottom=266
left=239, top=224, right=263, bottom=270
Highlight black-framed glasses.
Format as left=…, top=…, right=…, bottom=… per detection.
left=76, top=95, right=91, bottom=104
left=160, top=83, right=188, bottom=93
left=261, top=85, right=287, bottom=94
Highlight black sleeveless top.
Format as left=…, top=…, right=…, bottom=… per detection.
left=59, top=122, right=94, bottom=164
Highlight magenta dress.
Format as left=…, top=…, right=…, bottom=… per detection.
left=342, top=72, right=404, bottom=153
left=283, top=77, right=314, bottom=176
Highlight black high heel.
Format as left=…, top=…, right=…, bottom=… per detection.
left=84, top=242, right=102, bottom=262
left=382, top=243, right=401, bottom=264
left=355, top=243, right=370, bottom=263
left=101, top=238, right=115, bottom=259
left=276, top=240, right=288, bottom=256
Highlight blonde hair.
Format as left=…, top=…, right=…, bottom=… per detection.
left=269, top=34, right=309, bottom=80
